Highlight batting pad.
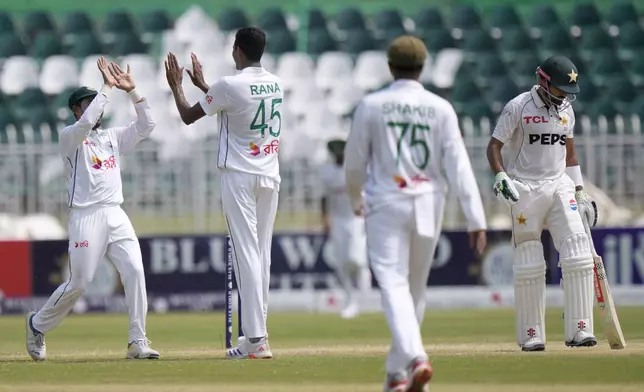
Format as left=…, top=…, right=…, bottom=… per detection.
left=559, top=233, right=594, bottom=342
left=513, top=241, right=547, bottom=346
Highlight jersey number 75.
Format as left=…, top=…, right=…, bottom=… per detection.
left=387, top=122, right=431, bottom=170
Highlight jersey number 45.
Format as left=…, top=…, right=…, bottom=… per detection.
left=251, top=98, right=282, bottom=138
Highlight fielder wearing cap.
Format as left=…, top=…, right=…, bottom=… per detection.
left=487, top=55, right=598, bottom=351
left=26, top=57, right=159, bottom=362
left=344, top=35, right=487, bottom=391
left=319, top=135, right=371, bottom=320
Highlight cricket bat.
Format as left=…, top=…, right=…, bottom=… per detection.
left=582, top=218, right=627, bottom=350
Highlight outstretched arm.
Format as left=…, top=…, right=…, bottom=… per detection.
left=165, top=52, right=207, bottom=125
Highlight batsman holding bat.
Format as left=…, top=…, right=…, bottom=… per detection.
left=487, top=55, right=599, bottom=351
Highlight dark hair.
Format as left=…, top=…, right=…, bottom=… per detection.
left=234, top=27, right=266, bottom=62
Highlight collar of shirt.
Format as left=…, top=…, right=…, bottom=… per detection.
left=530, top=85, right=546, bottom=108
left=389, top=79, right=424, bottom=90
left=240, top=66, right=265, bottom=74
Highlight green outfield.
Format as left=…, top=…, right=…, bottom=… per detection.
left=1, top=307, right=644, bottom=391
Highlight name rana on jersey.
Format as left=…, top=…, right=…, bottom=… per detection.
left=250, top=83, right=281, bottom=96
left=382, top=103, right=435, bottom=118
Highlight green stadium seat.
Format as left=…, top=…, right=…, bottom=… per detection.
left=451, top=75, right=482, bottom=113
left=307, top=28, right=337, bottom=55
left=217, top=8, right=249, bottom=32
left=111, top=32, right=146, bottom=56
left=569, top=2, right=602, bottom=28
left=588, top=96, right=618, bottom=120
left=590, top=54, right=624, bottom=87
left=379, top=27, right=407, bottom=50
left=67, top=32, right=103, bottom=58
left=373, top=9, right=404, bottom=32
left=12, top=88, right=47, bottom=122
left=527, top=4, right=561, bottom=38
left=335, top=8, right=366, bottom=32
left=607, top=2, right=639, bottom=28
left=629, top=96, right=644, bottom=118
left=62, top=12, right=93, bottom=37
left=489, top=77, right=520, bottom=113
left=258, top=8, right=288, bottom=33
left=414, top=7, right=443, bottom=32
left=29, top=32, right=63, bottom=60
left=265, top=29, right=296, bottom=55
left=25, top=106, right=57, bottom=143
left=618, top=22, right=644, bottom=61
left=23, top=11, right=55, bottom=44
left=419, top=28, right=456, bottom=54
left=103, top=10, right=135, bottom=35
left=0, top=12, right=15, bottom=35
left=52, top=87, right=76, bottom=123
left=305, top=9, right=327, bottom=30
left=489, top=5, right=522, bottom=30
left=0, top=106, right=17, bottom=143
left=462, top=29, right=496, bottom=62
left=0, top=33, right=26, bottom=58
left=499, top=27, right=535, bottom=64
left=344, top=29, right=376, bottom=55
left=140, top=10, right=172, bottom=34
left=539, top=25, right=576, bottom=59
left=606, top=77, right=637, bottom=113
left=575, top=76, right=597, bottom=107
left=450, top=5, right=482, bottom=31
left=475, top=54, right=507, bottom=88
left=629, top=53, right=644, bottom=87
left=579, top=26, right=614, bottom=61
left=460, top=99, right=494, bottom=121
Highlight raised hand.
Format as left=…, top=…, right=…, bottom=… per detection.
left=97, top=57, right=117, bottom=88
left=108, top=63, right=135, bottom=92
left=165, top=52, right=184, bottom=91
left=186, top=52, right=209, bottom=93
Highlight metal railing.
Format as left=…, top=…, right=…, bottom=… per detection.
left=0, top=114, right=642, bottom=235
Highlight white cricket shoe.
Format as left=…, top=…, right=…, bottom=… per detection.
left=341, top=301, right=359, bottom=319
left=521, top=337, right=545, bottom=352
left=26, top=311, right=46, bottom=361
left=126, top=339, right=160, bottom=359
left=383, top=371, right=407, bottom=392
left=405, top=357, right=433, bottom=392
left=565, top=331, right=598, bottom=347
left=226, top=336, right=272, bottom=359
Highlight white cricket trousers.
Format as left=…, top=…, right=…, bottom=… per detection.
left=366, top=193, right=445, bottom=374
left=221, top=170, right=279, bottom=339
left=31, top=205, right=148, bottom=343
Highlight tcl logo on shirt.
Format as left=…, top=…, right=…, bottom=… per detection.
left=529, top=134, right=567, bottom=145
left=523, top=116, right=549, bottom=124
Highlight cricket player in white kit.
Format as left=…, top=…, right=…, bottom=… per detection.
left=320, top=136, right=371, bottom=319
left=25, top=57, right=160, bottom=361
left=487, top=55, right=598, bottom=351
left=345, top=36, right=487, bottom=392
left=165, top=27, right=280, bottom=359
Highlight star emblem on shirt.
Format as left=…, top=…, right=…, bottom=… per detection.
left=568, top=70, right=578, bottom=83
left=560, top=116, right=568, bottom=126
left=516, top=214, right=527, bottom=225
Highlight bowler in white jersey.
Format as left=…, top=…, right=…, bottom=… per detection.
left=320, top=136, right=371, bottom=319
left=25, top=57, right=160, bottom=361
left=166, top=27, right=280, bottom=359
left=345, top=36, right=487, bottom=392
left=487, top=55, right=599, bottom=351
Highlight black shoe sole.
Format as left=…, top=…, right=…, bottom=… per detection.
left=565, top=337, right=598, bottom=347
left=521, top=344, right=545, bottom=352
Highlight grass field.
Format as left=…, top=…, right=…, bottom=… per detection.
left=1, top=307, right=644, bottom=391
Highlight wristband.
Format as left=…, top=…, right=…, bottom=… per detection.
left=128, top=89, right=143, bottom=103
left=565, top=165, right=584, bottom=187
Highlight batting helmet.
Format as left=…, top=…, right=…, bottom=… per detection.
left=536, top=55, right=579, bottom=109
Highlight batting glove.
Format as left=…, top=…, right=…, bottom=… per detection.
left=493, top=172, right=519, bottom=207
left=575, top=189, right=598, bottom=227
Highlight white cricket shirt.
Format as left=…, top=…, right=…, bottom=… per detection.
left=60, top=87, right=155, bottom=209
left=345, top=79, right=486, bottom=231
left=200, top=66, right=283, bottom=183
left=320, top=162, right=356, bottom=220
left=492, top=85, right=575, bottom=181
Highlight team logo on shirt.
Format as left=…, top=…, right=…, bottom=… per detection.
left=91, top=155, right=117, bottom=170
left=205, top=95, right=213, bottom=104
left=91, top=155, right=102, bottom=169
left=249, top=140, right=280, bottom=156
left=249, top=142, right=261, bottom=156
left=394, top=175, right=408, bottom=189
left=74, top=240, right=89, bottom=248
left=560, top=116, right=568, bottom=126
left=393, top=174, right=429, bottom=189
left=569, top=199, right=578, bottom=211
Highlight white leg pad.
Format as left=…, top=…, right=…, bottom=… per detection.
left=559, top=233, right=595, bottom=342
left=513, top=241, right=547, bottom=346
